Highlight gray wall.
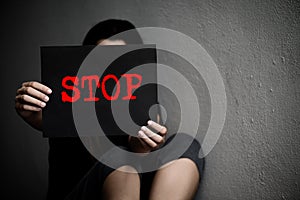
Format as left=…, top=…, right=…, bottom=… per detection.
left=1, top=0, right=299, bottom=199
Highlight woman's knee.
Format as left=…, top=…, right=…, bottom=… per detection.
left=105, top=165, right=140, bottom=183
left=159, top=158, right=199, bottom=177
left=115, top=165, right=139, bottom=174
left=102, top=165, right=140, bottom=200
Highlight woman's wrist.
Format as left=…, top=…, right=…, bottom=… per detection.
left=128, top=136, right=151, bottom=154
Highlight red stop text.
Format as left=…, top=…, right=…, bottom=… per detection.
left=61, top=73, right=142, bottom=102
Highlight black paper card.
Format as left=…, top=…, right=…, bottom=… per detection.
left=41, top=45, right=157, bottom=137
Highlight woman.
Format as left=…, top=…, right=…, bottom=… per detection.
left=15, top=19, right=204, bottom=200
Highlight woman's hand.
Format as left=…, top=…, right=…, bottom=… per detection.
left=128, top=120, right=167, bottom=153
left=15, top=81, right=52, bottom=131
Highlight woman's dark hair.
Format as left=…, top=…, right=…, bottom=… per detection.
left=82, top=19, right=143, bottom=45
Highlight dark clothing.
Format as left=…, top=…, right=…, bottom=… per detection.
left=47, top=138, right=96, bottom=200
left=47, top=134, right=204, bottom=200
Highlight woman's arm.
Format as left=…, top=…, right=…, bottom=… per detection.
left=15, top=81, right=52, bottom=131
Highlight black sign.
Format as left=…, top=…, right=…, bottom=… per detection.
left=41, top=45, right=157, bottom=137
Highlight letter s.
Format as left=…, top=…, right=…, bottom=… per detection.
left=61, top=76, right=80, bottom=103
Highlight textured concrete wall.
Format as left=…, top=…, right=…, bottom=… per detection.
left=1, top=0, right=299, bottom=199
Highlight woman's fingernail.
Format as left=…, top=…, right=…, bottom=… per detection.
left=44, top=96, right=49, bottom=102
left=41, top=102, right=46, bottom=107
left=141, top=126, right=147, bottom=131
left=147, top=120, right=153, bottom=125
left=47, top=89, right=52, bottom=94
left=138, top=131, right=143, bottom=137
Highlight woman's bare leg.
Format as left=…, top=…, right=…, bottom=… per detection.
left=101, top=165, right=140, bottom=200
left=149, top=158, right=200, bottom=200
